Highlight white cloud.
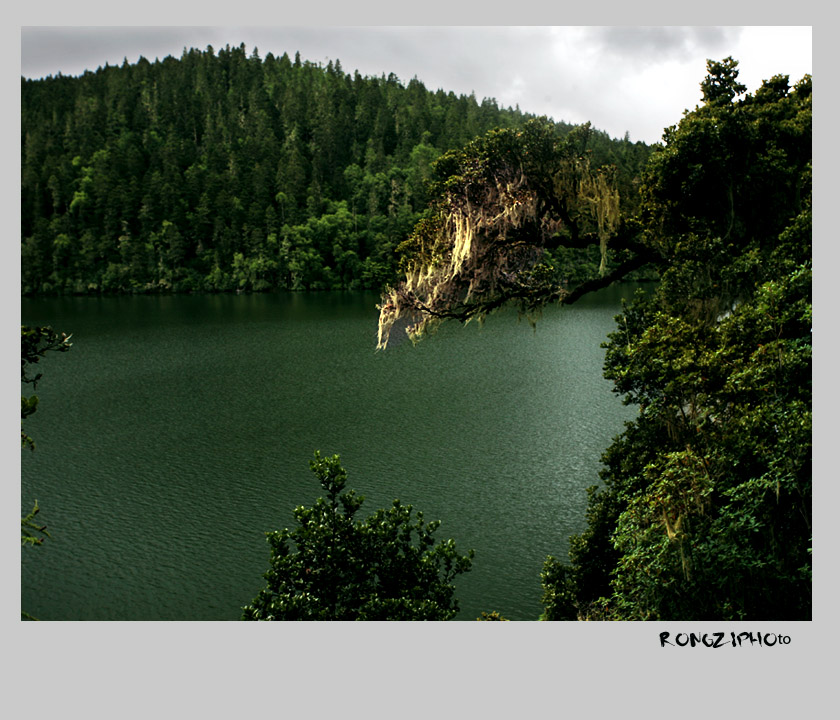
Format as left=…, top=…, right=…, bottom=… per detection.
left=735, top=26, right=813, bottom=91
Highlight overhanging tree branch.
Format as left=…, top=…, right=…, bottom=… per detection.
left=560, top=249, right=655, bottom=305
left=375, top=119, right=660, bottom=349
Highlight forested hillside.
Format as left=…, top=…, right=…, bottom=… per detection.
left=21, top=43, right=651, bottom=295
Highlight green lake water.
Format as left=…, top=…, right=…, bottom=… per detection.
left=21, top=286, right=641, bottom=620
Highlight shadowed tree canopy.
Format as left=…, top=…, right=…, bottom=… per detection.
left=243, top=452, right=474, bottom=620
left=550, top=59, right=810, bottom=621
left=376, top=58, right=812, bottom=621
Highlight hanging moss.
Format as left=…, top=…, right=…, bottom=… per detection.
left=376, top=121, right=621, bottom=349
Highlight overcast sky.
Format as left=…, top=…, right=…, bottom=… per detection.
left=19, top=25, right=812, bottom=144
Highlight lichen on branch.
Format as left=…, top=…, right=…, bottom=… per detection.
left=376, top=120, right=622, bottom=349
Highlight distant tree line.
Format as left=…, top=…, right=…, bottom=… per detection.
left=21, top=43, right=652, bottom=295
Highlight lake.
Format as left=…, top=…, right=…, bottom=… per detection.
left=21, top=286, right=641, bottom=620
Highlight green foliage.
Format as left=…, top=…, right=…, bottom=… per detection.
left=539, top=557, right=578, bottom=620
left=243, top=452, right=474, bottom=620
left=21, top=325, right=72, bottom=450
left=22, top=324, right=72, bottom=550
left=542, top=59, right=812, bottom=621
left=699, top=57, right=747, bottom=105
left=21, top=326, right=71, bottom=548
left=21, top=500, right=50, bottom=547
left=21, top=325, right=71, bottom=618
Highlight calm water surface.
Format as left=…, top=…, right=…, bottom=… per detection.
left=21, top=287, right=641, bottom=620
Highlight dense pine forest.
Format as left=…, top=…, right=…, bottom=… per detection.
left=21, top=43, right=651, bottom=295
